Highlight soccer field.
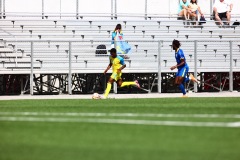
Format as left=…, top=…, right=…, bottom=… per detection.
left=0, top=97, right=240, bottom=160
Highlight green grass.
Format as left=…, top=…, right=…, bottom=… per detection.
left=0, top=97, right=240, bottom=160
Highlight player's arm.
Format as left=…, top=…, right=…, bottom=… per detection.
left=117, top=58, right=126, bottom=73
left=104, top=63, right=112, bottom=75
left=170, top=59, right=185, bottom=70
left=117, top=64, right=126, bottom=73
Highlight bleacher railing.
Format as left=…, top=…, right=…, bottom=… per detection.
left=1, top=39, right=239, bottom=94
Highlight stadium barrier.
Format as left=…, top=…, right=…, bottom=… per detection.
left=0, top=39, right=239, bottom=95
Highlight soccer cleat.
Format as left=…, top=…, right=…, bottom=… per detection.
left=99, top=96, right=115, bottom=99
left=99, top=95, right=107, bottom=99
left=189, top=73, right=198, bottom=83
left=182, top=95, right=188, bottom=98
left=134, top=80, right=140, bottom=88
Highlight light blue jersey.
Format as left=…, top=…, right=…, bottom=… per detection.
left=111, top=31, right=123, bottom=45
left=178, top=1, right=190, bottom=13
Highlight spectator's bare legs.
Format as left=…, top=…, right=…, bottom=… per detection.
left=213, top=8, right=222, bottom=25
left=179, top=9, right=188, bottom=20
left=189, top=12, right=197, bottom=25
left=226, top=11, right=231, bottom=25
left=214, top=13, right=222, bottom=25
left=187, top=11, right=190, bottom=20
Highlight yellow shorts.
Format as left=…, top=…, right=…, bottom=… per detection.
left=110, top=72, right=122, bottom=81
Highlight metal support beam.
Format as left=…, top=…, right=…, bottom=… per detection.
left=30, top=42, right=34, bottom=95
left=76, top=0, right=79, bottom=19
left=42, top=0, right=44, bottom=19
left=111, top=0, right=113, bottom=19
left=194, top=40, right=198, bottom=93
left=114, top=0, right=117, bottom=19
left=68, top=42, right=72, bottom=95
left=229, top=41, right=233, bottom=92
left=0, top=0, right=2, bottom=19
left=60, top=0, right=62, bottom=19
left=3, top=0, right=5, bottom=18
left=210, top=0, right=213, bottom=16
left=157, top=41, right=162, bottom=93
left=145, top=0, right=147, bottom=20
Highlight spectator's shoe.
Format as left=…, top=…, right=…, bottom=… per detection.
left=220, top=24, right=225, bottom=27
left=223, top=23, right=230, bottom=28
left=134, top=80, right=140, bottom=88
left=124, top=55, right=130, bottom=59
left=182, top=95, right=188, bottom=98
left=189, top=73, right=198, bottom=83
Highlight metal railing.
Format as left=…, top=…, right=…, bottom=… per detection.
left=0, top=39, right=239, bottom=94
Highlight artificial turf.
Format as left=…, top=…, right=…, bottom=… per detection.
left=0, top=97, right=240, bottom=160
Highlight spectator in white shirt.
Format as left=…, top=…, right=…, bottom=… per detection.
left=213, top=0, right=233, bottom=25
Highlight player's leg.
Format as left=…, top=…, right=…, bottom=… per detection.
left=184, top=66, right=190, bottom=83
left=120, top=80, right=140, bottom=88
left=116, top=73, right=140, bottom=88
left=103, top=74, right=116, bottom=98
left=175, top=76, right=186, bottom=96
left=175, top=68, right=187, bottom=95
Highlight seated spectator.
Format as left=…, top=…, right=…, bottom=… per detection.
left=213, top=0, right=233, bottom=25
left=188, top=0, right=204, bottom=25
left=178, top=0, right=190, bottom=20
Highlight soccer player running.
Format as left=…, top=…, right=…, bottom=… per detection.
left=170, top=39, right=198, bottom=97
left=102, top=48, right=140, bottom=99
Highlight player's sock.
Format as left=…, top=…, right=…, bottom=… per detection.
left=120, top=82, right=136, bottom=87
left=179, top=84, right=186, bottom=95
left=104, top=83, right=112, bottom=98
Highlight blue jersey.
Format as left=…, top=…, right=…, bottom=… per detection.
left=175, top=48, right=188, bottom=69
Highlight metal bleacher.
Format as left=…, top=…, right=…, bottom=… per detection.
left=0, top=13, right=240, bottom=94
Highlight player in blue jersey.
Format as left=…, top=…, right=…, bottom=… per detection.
left=170, top=39, right=198, bottom=97
left=101, top=48, right=140, bottom=99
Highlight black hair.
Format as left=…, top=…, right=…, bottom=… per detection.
left=182, top=0, right=187, bottom=4
left=114, top=24, right=122, bottom=31
left=172, top=39, right=181, bottom=48
left=190, top=0, right=197, bottom=4
left=110, top=48, right=117, bottom=54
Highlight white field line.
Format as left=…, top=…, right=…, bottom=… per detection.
left=0, top=116, right=240, bottom=128
left=0, top=112, right=240, bottom=119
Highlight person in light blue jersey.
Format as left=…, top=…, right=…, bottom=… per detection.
left=111, top=24, right=123, bottom=48
left=170, top=40, right=198, bottom=97
left=111, top=23, right=130, bottom=59
left=178, top=0, right=190, bottom=20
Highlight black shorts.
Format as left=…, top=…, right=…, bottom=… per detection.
left=218, top=12, right=227, bottom=20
